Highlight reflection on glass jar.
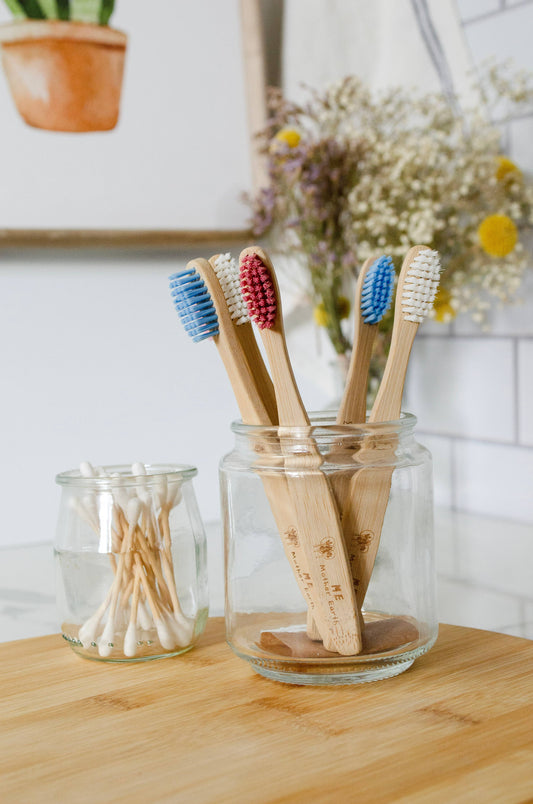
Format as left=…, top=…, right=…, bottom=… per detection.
left=221, top=412, right=438, bottom=685
left=55, top=463, right=208, bottom=662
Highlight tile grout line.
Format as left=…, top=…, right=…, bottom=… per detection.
left=449, top=436, right=458, bottom=513
left=461, top=0, right=533, bottom=25
left=513, top=337, right=521, bottom=444
left=417, top=332, right=533, bottom=341
left=439, top=502, right=533, bottom=527
left=437, top=571, right=533, bottom=604
left=418, top=429, right=533, bottom=449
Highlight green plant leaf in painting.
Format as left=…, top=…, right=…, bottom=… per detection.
left=99, top=0, right=114, bottom=26
left=11, top=0, right=46, bottom=17
left=56, top=0, right=70, bottom=20
left=2, top=0, right=26, bottom=18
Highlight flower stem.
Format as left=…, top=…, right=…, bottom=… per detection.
left=321, top=285, right=351, bottom=355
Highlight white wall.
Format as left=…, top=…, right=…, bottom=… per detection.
left=406, top=0, right=533, bottom=524
left=0, top=247, right=246, bottom=546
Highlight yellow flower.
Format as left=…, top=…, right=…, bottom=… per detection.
left=274, top=128, right=301, bottom=148
left=495, top=156, right=521, bottom=182
left=313, top=296, right=351, bottom=327
left=433, top=288, right=456, bottom=323
left=478, top=214, right=518, bottom=257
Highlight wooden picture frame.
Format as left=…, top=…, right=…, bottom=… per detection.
left=0, top=0, right=271, bottom=249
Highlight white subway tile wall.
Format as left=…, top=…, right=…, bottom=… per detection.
left=453, top=428, right=533, bottom=520
left=518, top=340, right=533, bottom=445
left=406, top=0, right=533, bottom=525
left=406, top=337, right=515, bottom=441
left=455, top=0, right=501, bottom=21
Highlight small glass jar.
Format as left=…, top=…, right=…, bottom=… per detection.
left=55, top=464, right=208, bottom=662
left=221, top=412, right=437, bottom=685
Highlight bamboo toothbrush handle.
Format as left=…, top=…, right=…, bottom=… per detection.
left=337, top=323, right=376, bottom=425
left=193, top=258, right=321, bottom=640
left=370, top=324, right=416, bottom=425
left=241, top=247, right=362, bottom=654
left=342, top=245, right=442, bottom=609
left=343, top=464, right=394, bottom=608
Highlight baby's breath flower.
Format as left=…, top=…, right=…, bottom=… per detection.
left=247, top=68, right=533, bottom=363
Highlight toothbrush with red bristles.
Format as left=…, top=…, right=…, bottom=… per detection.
left=239, top=245, right=362, bottom=656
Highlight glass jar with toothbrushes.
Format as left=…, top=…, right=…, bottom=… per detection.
left=221, top=412, right=438, bottom=685
left=55, top=462, right=209, bottom=662
left=168, top=242, right=442, bottom=684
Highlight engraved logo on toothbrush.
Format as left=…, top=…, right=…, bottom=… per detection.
left=285, top=527, right=299, bottom=548
left=316, top=537, right=335, bottom=559
left=356, top=531, right=373, bottom=553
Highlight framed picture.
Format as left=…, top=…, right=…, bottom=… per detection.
left=0, top=0, right=267, bottom=248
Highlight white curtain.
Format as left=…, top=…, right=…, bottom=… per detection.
left=282, top=0, right=474, bottom=101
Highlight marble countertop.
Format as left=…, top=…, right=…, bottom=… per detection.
left=1, top=508, right=531, bottom=644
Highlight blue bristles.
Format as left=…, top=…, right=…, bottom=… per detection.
left=360, top=256, right=395, bottom=324
left=169, top=268, right=219, bottom=343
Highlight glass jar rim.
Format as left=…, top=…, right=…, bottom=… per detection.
left=231, top=410, right=417, bottom=437
left=55, top=463, right=197, bottom=488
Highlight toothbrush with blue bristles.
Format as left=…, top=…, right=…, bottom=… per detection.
left=169, top=255, right=327, bottom=645
left=342, top=245, right=442, bottom=612
left=312, top=254, right=395, bottom=641
left=337, top=255, right=395, bottom=427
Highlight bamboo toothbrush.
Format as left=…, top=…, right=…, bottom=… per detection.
left=342, top=245, right=442, bottom=610
left=338, top=255, right=395, bottom=426
left=169, top=257, right=323, bottom=640
left=210, top=252, right=278, bottom=426
left=328, top=255, right=396, bottom=513
left=239, top=245, right=362, bottom=655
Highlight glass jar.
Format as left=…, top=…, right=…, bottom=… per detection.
left=55, top=464, right=208, bottom=662
left=221, top=412, right=437, bottom=685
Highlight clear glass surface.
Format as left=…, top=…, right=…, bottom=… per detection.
left=55, top=464, right=208, bottom=662
left=221, top=412, right=438, bottom=685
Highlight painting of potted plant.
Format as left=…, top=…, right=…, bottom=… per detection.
left=0, top=0, right=126, bottom=132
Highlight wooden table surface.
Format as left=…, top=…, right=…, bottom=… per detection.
left=1, top=618, right=532, bottom=803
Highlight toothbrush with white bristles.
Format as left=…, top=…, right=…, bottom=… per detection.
left=239, top=245, right=362, bottom=655
left=170, top=256, right=331, bottom=642
left=210, top=252, right=278, bottom=425
left=342, top=245, right=442, bottom=610
left=306, top=255, right=395, bottom=642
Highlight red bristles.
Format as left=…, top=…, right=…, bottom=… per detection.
left=239, top=253, right=277, bottom=329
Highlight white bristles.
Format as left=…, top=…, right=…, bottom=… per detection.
left=401, top=249, right=442, bottom=323
left=213, top=253, right=250, bottom=325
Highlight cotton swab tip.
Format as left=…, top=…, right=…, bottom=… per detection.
left=123, top=622, right=138, bottom=657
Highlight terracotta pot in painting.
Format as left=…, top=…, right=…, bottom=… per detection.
left=0, top=20, right=127, bottom=132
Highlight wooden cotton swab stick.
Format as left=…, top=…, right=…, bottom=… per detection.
left=98, top=497, right=142, bottom=657
left=131, top=463, right=193, bottom=642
